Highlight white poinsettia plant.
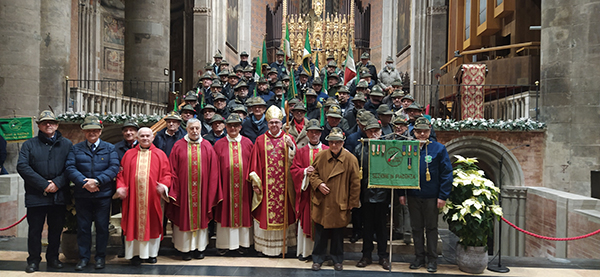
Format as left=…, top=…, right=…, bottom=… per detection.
left=441, top=155, right=503, bottom=247
left=431, top=117, right=545, bottom=131
left=56, top=111, right=164, bottom=125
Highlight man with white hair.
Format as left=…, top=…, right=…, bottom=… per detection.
left=167, top=118, right=222, bottom=260
left=116, top=127, right=172, bottom=266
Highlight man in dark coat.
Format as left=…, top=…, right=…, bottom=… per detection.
left=154, top=112, right=187, bottom=157
left=240, top=97, right=269, bottom=143
left=113, top=120, right=139, bottom=161
left=17, top=110, right=73, bottom=273
left=65, top=116, right=120, bottom=271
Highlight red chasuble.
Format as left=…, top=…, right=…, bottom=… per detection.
left=290, top=143, right=328, bottom=238
left=249, top=131, right=296, bottom=230
left=167, top=138, right=222, bottom=231
left=117, top=144, right=172, bottom=242
left=213, top=136, right=254, bottom=228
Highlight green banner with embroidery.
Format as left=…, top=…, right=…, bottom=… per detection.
left=368, top=140, right=420, bottom=189
left=0, top=117, right=34, bottom=141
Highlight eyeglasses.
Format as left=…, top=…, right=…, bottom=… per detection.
left=39, top=121, right=58, bottom=126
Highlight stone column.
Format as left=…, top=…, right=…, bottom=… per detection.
left=192, top=0, right=212, bottom=84
left=124, top=0, right=170, bottom=100
left=39, top=0, right=71, bottom=113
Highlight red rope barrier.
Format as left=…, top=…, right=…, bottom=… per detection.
left=0, top=215, right=27, bottom=231
left=501, top=216, right=600, bottom=241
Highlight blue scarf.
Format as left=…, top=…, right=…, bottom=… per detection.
left=252, top=114, right=266, bottom=125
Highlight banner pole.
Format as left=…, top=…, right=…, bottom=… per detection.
left=389, top=189, right=394, bottom=273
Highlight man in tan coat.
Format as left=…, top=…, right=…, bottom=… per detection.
left=309, top=127, right=361, bottom=271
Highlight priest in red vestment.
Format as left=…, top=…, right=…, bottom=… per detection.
left=290, top=119, right=328, bottom=261
left=167, top=118, right=222, bottom=260
left=116, top=127, right=172, bottom=266
left=248, top=105, right=297, bottom=256
left=213, top=114, right=254, bottom=255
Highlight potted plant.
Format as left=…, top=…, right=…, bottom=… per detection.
left=61, top=183, right=79, bottom=260
left=441, top=155, right=503, bottom=274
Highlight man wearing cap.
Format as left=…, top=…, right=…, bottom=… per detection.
left=243, top=66, right=257, bottom=92
left=203, top=114, right=227, bottom=145
left=383, top=80, right=403, bottom=102
left=180, top=90, right=199, bottom=113
left=219, top=60, right=230, bottom=72
left=296, top=70, right=312, bottom=99
left=364, top=85, right=385, bottom=116
left=378, top=56, right=401, bottom=90
left=218, top=70, right=230, bottom=85
left=395, top=93, right=415, bottom=119
left=212, top=52, right=223, bottom=74
left=283, top=102, right=309, bottom=149
left=229, top=81, right=251, bottom=107
left=337, top=85, right=354, bottom=117
left=241, top=96, right=269, bottom=143
left=351, top=79, right=370, bottom=98
left=179, top=104, right=197, bottom=129
left=406, top=102, right=437, bottom=141
left=356, top=52, right=378, bottom=84
left=388, top=90, right=406, bottom=114
left=311, top=77, right=329, bottom=103
left=167, top=118, right=222, bottom=261
left=154, top=111, right=187, bottom=157
left=231, top=104, right=248, bottom=121
left=213, top=93, right=230, bottom=119
left=270, top=49, right=288, bottom=79
left=213, top=114, right=254, bottom=255
left=196, top=72, right=213, bottom=99
left=248, top=105, right=297, bottom=257
left=290, top=119, right=327, bottom=261
left=309, top=127, right=361, bottom=271
left=200, top=104, right=218, bottom=135
left=224, top=72, right=241, bottom=100
left=326, top=73, right=341, bottom=97
left=304, top=89, right=322, bottom=120
left=256, top=77, right=275, bottom=103
left=376, top=104, right=394, bottom=135
left=344, top=93, right=367, bottom=132
left=266, top=81, right=285, bottom=108
left=115, top=127, right=172, bottom=266
left=267, top=68, right=279, bottom=87
left=66, top=116, right=120, bottom=271
left=235, top=51, right=250, bottom=69
left=17, top=110, right=73, bottom=273
left=399, top=117, right=452, bottom=273
left=320, top=105, right=348, bottom=146
left=281, top=74, right=291, bottom=97
left=354, top=118, right=391, bottom=270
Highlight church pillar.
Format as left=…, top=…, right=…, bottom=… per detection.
left=124, top=0, right=170, bottom=99
left=192, top=0, right=213, bottom=84
left=39, top=0, right=71, bottom=113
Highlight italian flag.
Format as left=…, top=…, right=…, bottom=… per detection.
left=343, top=42, right=356, bottom=86
left=284, top=22, right=292, bottom=60
left=302, top=28, right=312, bottom=76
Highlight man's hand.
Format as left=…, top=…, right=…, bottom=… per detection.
left=156, top=182, right=169, bottom=202
left=83, top=178, right=99, bottom=193
left=284, top=136, right=294, bottom=148
left=116, top=187, right=127, bottom=200
left=399, top=196, right=406, bottom=205
left=306, top=165, right=315, bottom=175
left=253, top=186, right=261, bottom=194
left=318, top=183, right=330, bottom=195
left=437, top=199, right=446, bottom=209
left=45, top=180, right=58, bottom=193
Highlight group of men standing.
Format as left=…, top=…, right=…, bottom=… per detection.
left=16, top=50, right=452, bottom=274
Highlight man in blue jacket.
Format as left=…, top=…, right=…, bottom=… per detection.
left=17, top=110, right=73, bottom=273
left=399, top=116, right=452, bottom=273
left=66, top=116, right=120, bottom=271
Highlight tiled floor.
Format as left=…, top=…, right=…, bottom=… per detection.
left=1, top=237, right=600, bottom=276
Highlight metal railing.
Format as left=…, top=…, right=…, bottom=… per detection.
left=412, top=82, right=540, bottom=121
left=65, top=79, right=182, bottom=115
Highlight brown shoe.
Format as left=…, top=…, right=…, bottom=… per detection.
left=356, top=257, right=372, bottom=267
left=379, top=258, right=391, bottom=270
left=334, top=263, right=343, bottom=271
left=311, top=262, right=321, bottom=271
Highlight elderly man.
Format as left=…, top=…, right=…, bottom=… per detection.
left=284, top=102, right=309, bottom=149
left=213, top=114, right=255, bottom=255
left=266, top=81, right=285, bottom=108
left=203, top=114, right=227, bottom=145
left=320, top=105, right=347, bottom=146
left=270, top=49, right=288, bottom=79
left=235, top=51, right=250, bottom=69
left=212, top=52, right=223, bottom=74
left=116, top=127, right=172, bottom=266
left=309, top=127, right=361, bottom=271
left=256, top=77, right=274, bottom=103
left=66, top=116, right=120, bottom=271
left=17, top=110, right=73, bottom=273
left=378, top=56, right=402, bottom=90
left=213, top=93, right=230, bottom=119
left=241, top=97, right=269, bottom=143
left=344, top=92, right=367, bottom=132
left=154, top=111, right=187, bottom=157
left=179, top=104, right=197, bottom=129
left=200, top=104, right=217, bottom=135
left=364, top=85, right=385, bottom=116
left=248, top=105, right=297, bottom=257
left=356, top=52, right=378, bottom=83
left=376, top=104, right=394, bottom=135
left=406, top=102, right=437, bottom=141
left=229, top=81, right=250, bottom=107
left=305, top=89, right=322, bottom=120
left=400, top=117, right=452, bottom=273
left=290, top=119, right=328, bottom=261
left=168, top=118, right=222, bottom=261
left=337, top=86, right=354, bottom=117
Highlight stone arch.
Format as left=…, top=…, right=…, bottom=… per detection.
left=445, top=136, right=525, bottom=187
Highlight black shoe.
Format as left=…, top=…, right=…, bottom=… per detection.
left=379, top=258, right=391, bottom=270
left=182, top=252, right=192, bottom=261
left=94, top=258, right=105, bottom=269
left=409, top=258, right=425, bottom=269
left=146, top=257, right=157, bottom=264
left=48, top=259, right=64, bottom=269
left=350, top=233, right=361, bottom=243
left=25, top=263, right=38, bottom=273
left=356, top=257, right=372, bottom=267
left=298, top=255, right=312, bottom=261
left=427, top=261, right=437, bottom=272
left=193, top=250, right=205, bottom=259
left=237, top=247, right=248, bottom=255
left=117, top=248, right=125, bottom=258
left=217, top=249, right=228, bottom=256
left=130, top=256, right=142, bottom=266
left=75, top=260, right=88, bottom=271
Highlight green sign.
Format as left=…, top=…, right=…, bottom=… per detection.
left=0, top=117, right=34, bottom=141
left=368, top=140, right=420, bottom=189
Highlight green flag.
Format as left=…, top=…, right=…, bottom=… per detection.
left=315, top=52, right=320, bottom=79
left=302, top=28, right=312, bottom=76
left=284, top=22, right=292, bottom=58
left=255, top=52, right=262, bottom=77
left=320, top=106, right=325, bottom=126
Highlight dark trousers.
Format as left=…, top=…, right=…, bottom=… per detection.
left=75, top=197, right=111, bottom=261
left=351, top=207, right=362, bottom=236
left=361, top=202, right=388, bottom=259
left=312, top=223, right=344, bottom=264
left=26, top=205, right=66, bottom=265
left=407, top=196, right=438, bottom=262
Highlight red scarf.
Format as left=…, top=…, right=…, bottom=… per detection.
left=294, top=118, right=305, bottom=133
